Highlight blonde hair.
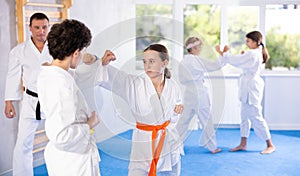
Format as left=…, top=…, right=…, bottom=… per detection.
left=185, top=37, right=202, bottom=53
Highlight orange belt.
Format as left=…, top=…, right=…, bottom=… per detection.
left=136, top=120, right=170, bottom=176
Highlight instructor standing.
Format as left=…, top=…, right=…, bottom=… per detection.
left=4, top=12, right=52, bottom=175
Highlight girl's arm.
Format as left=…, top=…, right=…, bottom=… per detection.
left=222, top=51, right=256, bottom=69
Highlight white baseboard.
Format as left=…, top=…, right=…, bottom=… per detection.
left=268, top=124, right=300, bottom=130
left=215, top=124, right=240, bottom=129
left=0, top=170, right=12, bottom=176
left=33, top=157, right=45, bottom=168
left=196, top=123, right=300, bottom=130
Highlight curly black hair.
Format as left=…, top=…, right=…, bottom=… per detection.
left=47, top=19, right=92, bottom=60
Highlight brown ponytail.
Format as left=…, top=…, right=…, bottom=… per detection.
left=261, top=43, right=270, bottom=64
left=246, top=31, right=270, bottom=63
left=164, top=67, right=171, bottom=79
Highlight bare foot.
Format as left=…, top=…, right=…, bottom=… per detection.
left=261, top=146, right=275, bottom=154
left=230, top=145, right=246, bottom=152
left=210, top=148, right=222, bottom=154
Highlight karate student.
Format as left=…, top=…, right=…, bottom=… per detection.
left=215, top=31, right=275, bottom=154
left=36, top=19, right=115, bottom=175
left=4, top=12, right=52, bottom=175
left=176, top=37, right=223, bottom=154
left=87, top=44, right=184, bottom=176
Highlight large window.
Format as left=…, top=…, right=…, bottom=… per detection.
left=136, top=4, right=172, bottom=70
left=265, top=4, right=300, bottom=70
left=184, top=4, right=221, bottom=59
left=136, top=1, right=300, bottom=71
left=227, top=6, right=259, bottom=54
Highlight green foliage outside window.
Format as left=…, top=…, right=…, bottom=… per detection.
left=266, top=27, right=300, bottom=70
left=184, top=5, right=220, bottom=59
left=136, top=4, right=300, bottom=70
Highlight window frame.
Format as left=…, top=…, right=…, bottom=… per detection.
left=135, top=0, right=300, bottom=72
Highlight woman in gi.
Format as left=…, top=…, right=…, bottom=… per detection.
left=215, top=31, right=276, bottom=154
left=91, top=44, right=184, bottom=175
left=37, top=19, right=115, bottom=175
left=176, top=37, right=223, bottom=154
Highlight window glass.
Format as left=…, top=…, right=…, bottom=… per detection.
left=184, top=4, right=221, bottom=59
left=136, top=5, right=172, bottom=70
left=136, top=2, right=300, bottom=71
left=228, top=6, right=259, bottom=55
left=265, top=4, right=300, bottom=70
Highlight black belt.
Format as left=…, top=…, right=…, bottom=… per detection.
left=26, top=89, right=41, bottom=120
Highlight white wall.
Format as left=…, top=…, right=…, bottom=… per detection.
left=0, top=0, right=136, bottom=175
left=1, top=0, right=300, bottom=175
left=70, top=0, right=136, bottom=142
left=211, top=76, right=241, bottom=126
left=208, top=72, right=300, bottom=130
left=0, top=0, right=19, bottom=175
left=263, top=72, right=300, bottom=129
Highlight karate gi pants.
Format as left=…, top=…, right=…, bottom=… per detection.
left=240, top=103, right=271, bottom=140
left=13, top=117, right=41, bottom=176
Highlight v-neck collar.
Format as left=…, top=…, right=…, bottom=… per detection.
left=144, top=74, right=168, bottom=99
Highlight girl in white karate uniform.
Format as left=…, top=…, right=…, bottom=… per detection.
left=216, top=31, right=275, bottom=154
left=177, top=37, right=222, bottom=154
left=94, top=44, right=184, bottom=176
left=37, top=19, right=114, bottom=176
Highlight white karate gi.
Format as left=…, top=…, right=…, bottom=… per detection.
left=176, top=54, right=222, bottom=151
left=37, top=66, right=101, bottom=176
left=97, top=64, right=183, bottom=176
left=222, top=48, right=271, bottom=140
left=4, top=38, right=52, bottom=176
